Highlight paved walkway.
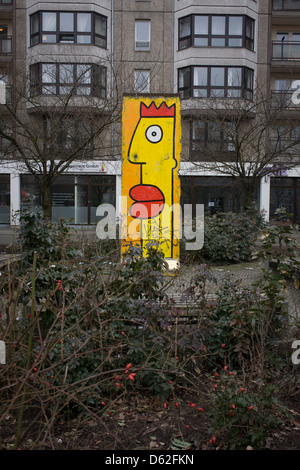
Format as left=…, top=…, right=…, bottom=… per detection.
left=164, top=259, right=299, bottom=324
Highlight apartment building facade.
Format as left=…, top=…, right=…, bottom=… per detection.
left=0, top=0, right=299, bottom=226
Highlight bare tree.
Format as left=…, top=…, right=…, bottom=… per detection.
left=0, top=57, right=123, bottom=220
left=181, top=82, right=300, bottom=209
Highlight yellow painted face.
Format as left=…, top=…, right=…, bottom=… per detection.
left=121, top=96, right=181, bottom=264
left=128, top=116, right=177, bottom=173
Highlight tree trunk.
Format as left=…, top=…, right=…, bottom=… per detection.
left=41, top=184, right=52, bottom=220
left=243, top=189, right=255, bottom=210
left=242, top=180, right=257, bottom=211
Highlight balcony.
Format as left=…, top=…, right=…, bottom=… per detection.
left=0, top=0, right=13, bottom=15
left=273, top=0, right=300, bottom=10
left=270, top=138, right=300, bottom=158
left=272, top=1, right=300, bottom=25
left=271, top=42, right=300, bottom=70
left=271, top=90, right=300, bottom=109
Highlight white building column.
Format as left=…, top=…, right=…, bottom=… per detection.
left=116, top=174, right=122, bottom=221
left=10, top=173, right=21, bottom=226
left=259, top=176, right=270, bottom=221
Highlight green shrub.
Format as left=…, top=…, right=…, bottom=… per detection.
left=207, top=369, right=290, bottom=449
left=180, top=263, right=288, bottom=372
left=202, top=209, right=262, bottom=264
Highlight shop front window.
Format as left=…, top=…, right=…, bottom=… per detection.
left=21, top=174, right=116, bottom=224
left=270, top=177, right=299, bottom=223
left=180, top=176, right=259, bottom=216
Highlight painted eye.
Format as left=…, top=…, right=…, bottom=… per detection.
left=145, top=125, right=163, bottom=143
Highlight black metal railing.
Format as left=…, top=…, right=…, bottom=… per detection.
left=273, top=0, right=300, bottom=10
left=270, top=90, right=300, bottom=108
left=272, top=41, right=300, bottom=60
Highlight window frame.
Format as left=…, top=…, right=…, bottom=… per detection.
left=30, top=11, right=107, bottom=48
left=45, top=118, right=94, bottom=152
left=135, top=19, right=151, bottom=51
left=178, top=14, right=255, bottom=51
left=191, top=120, right=236, bottom=154
left=30, top=62, right=107, bottom=98
left=134, top=69, right=150, bottom=93
left=178, top=65, right=254, bottom=100
left=273, top=0, right=300, bottom=10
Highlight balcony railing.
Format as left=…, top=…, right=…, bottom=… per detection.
left=271, top=90, right=300, bottom=108
left=272, top=41, right=300, bottom=60
left=273, top=0, right=300, bottom=10
left=270, top=137, right=300, bottom=154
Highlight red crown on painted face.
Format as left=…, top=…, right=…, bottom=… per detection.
left=140, top=101, right=175, bottom=118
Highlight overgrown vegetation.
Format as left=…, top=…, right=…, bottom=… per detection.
left=181, top=204, right=265, bottom=265
left=0, top=206, right=299, bottom=450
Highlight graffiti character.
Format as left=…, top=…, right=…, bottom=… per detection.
left=121, top=97, right=181, bottom=264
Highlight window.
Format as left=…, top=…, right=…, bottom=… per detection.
left=0, top=174, right=10, bottom=224
left=271, top=78, right=300, bottom=107
left=191, top=121, right=235, bottom=154
left=0, top=26, right=11, bottom=54
left=135, top=20, right=150, bottom=51
left=273, top=0, right=300, bottom=10
left=0, top=74, right=10, bottom=104
left=30, top=63, right=106, bottom=97
left=178, top=15, right=254, bottom=51
left=273, top=32, right=300, bottom=60
left=271, top=125, right=300, bottom=153
left=45, top=118, right=94, bottom=158
left=30, top=11, right=107, bottom=48
left=178, top=66, right=254, bottom=99
left=21, top=175, right=116, bottom=225
left=0, top=121, right=11, bottom=150
left=134, top=70, right=150, bottom=93
left=180, top=176, right=258, bottom=214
